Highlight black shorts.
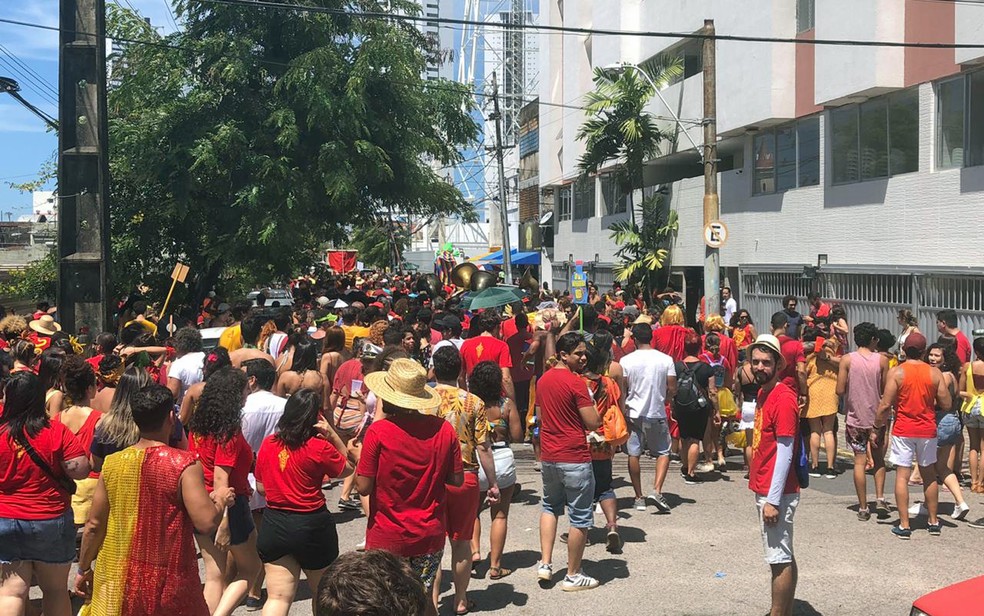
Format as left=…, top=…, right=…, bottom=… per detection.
left=256, top=507, right=339, bottom=571
left=676, top=409, right=709, bottom=441
left=228, top=494, right=255, bottom=546
left=514, top=380, right=531, bottom=427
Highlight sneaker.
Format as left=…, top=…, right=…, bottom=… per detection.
left=338, top=497, right=360, bottom=511
left=908, top=502, right=929, bottom=517
left=952, top=502, right=971, bottom=521
left=561, top=571, right=600, bottom=592
left=647, top=493, right=671, bottom=513
left=683, top=474, right=703, bottom=485
left=605, top=528, right=622, bottom=553
left=633, top=497, right=647, bottom=511
left=966, top=516, right=984, bottom=529
left=927, top=522, right=942, bottom=536
left=809, top=468, right=822, bottom=478
left=875, top=499, right=890, bottom=516
left=537, top=562, right=553, bottom=583
left=695, top=461, right=715, bottom=473
left=857, top=509, right=871, bottom=521
left=669, top=453, right=682, bottom=466
left=824, top=468, right=838, bottom=479
left=892, top=525, right=912, bottom=540
left=245, top=596, right=263, bottom=612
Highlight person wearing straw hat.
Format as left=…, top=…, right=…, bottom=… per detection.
left=747, top=334, right=801, bottom=616
left=355, top=358, right=463, bottom=616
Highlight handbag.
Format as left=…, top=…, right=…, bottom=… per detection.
left=16, top=431, right=77, bottom=495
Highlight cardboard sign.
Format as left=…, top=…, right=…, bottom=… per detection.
left=170, top=263, right=190, bottom=283
left=570, top=262, right=588, bottom=305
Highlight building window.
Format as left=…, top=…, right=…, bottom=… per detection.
left=831, top=89, right=919, bottom=185
left=752, top=117, right=819, bottom=195
left=558, top=186, right=572, bottom=221
left=937, top=71, right=984, bottom=169
left=600, top=176, right=627, bottom=216
left=573, top=177, right=595, bottom=220
left=797, top=0, right=815, bottom=33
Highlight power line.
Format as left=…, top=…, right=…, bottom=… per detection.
left=162, top=0, right=181, bottom=31
left=193, top=0, right=984, bottom=49
left=0, top=55, right=58, bottom=107
left=0, top=44, right=58, bottom=97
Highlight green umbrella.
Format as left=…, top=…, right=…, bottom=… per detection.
left=461, top=285, right=527, bottom=311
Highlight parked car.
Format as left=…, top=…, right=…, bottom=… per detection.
left=911, top=575, right=984, bottom=615
left=199, top=327, right=228, bottom=351
left=246, top=288, right=294, bottom=308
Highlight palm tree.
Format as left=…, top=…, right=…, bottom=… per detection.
left=575, top=55, right=684, bottom=304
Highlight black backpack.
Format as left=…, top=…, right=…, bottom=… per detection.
left=673, top=362, right=710, bottom=414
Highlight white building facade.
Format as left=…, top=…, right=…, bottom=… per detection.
left=539, top=0, right=984, bottom=335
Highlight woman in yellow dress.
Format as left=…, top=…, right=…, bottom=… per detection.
left=805, top=337, right=840, bottom=478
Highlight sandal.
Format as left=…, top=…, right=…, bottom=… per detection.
left=470, top=552, right=482, bottom=571
left=456, top=599, right=477, bottom=615
left=489, top=566, right=513, bottom=580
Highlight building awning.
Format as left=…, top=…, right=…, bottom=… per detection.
left=471, top=249, right=540, bottom=266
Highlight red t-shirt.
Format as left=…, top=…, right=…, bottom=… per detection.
left=777, top=335, right=806, bottom=394
left=894, top=362, right=938, bottom=438
left=190, top=431, right=253, bottom=497
left=749, top=382, right=800, bottom=497
left=0, top=422, right=85, bottom=519
left=536, top=367, right=594, bottom=464
left=653, top=325, right=687, bottom=361
left=955, top=331, right=972, bottom=364
left=255, top=435, right=347, bottom=513
left=506, top=330, right=535, bottom=383
left=357, top=414, right=462, bottom=557
left=460, top=335, right=512, bottom=376
left=331, top=358, right=365, bottom=396
left=86, top=354, right=105, bottom=372
left=500, top=317, right=518, bottom=340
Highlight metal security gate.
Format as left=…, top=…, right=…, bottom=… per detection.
left=739, top=264, right=984, bottom=350
left=551, top=263, right=616, bottom=294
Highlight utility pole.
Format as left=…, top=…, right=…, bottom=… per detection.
left=702, top=19, right=720, bottom=317
left=490, top=71, right=513, bottom=280
left=58, top=0, right=111, bottom=334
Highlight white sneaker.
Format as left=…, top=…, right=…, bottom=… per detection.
left=562, top=571, right=600, bottom=592
left=908, top=502, right=928, bottom=517
left=537, top=562, right=553, bottom=583
left=952, top=501, right=971, bottom=521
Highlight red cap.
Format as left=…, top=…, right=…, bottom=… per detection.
left=903, top=331, right=928, bottom=355
left=614, top=300, right=625, bottom=310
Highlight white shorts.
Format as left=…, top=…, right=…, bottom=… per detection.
left=738, top=401, right=756, bottom=431
left=625, top=418, right=672, bottom=457
left=755, top=493, right=799, bottom=565
left=889, top=436, right=938, bottom=468
left=479, top=445, right=516, bottom=492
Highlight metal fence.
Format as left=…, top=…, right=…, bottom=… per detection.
left=739, top=264, right=984, bottom=351
left=551, top=263, right=617, bottom=295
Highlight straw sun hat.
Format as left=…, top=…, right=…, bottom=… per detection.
left=29, top=315, right=62, bottom=336
left=364, top=358, right=441, bottom=411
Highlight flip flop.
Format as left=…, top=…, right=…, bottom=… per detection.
left=489, top=566, right=513, bottom=580
left=456, top=599, right=477, bottom=615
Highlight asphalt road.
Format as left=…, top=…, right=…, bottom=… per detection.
left=226, top=445, right=984, bottom=616
left=49, top=443, right=981, bottom=616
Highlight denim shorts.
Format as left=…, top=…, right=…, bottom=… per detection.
left=0, top=508, right=76, bottom=564
left=591, top=459, right=616, bottom=502
left=936, top=412, right=962, bottom=446
left=625, top=418, right=671, bottom=457
left=541, top=461, right=595, bottom=528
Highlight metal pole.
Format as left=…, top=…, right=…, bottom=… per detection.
left=491, top=71, right=513, bottom=280
left=702, top=19, right=720, bottom=318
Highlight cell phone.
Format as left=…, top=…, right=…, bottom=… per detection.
left=350, top=379, right=363, bottom=394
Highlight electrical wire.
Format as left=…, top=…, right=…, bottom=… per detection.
left=0, top=53, right=59, bottom=107
left=191, top=0, right=984, bottom=49
left=0, top=44, right=58, bottom=98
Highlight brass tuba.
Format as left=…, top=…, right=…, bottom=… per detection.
left=451, top=262, right=478, bottom=289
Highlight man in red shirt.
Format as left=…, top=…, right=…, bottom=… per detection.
left=459, top=310, right=515, bottom=401
left=747, top=335, right=801, bottom=616
left=771, top=312, right=807, bottom=408
left=356, top=359, right=463, bottom=616
left=805, top=293, right=830, bottom=335
left=936, top=309, right=971, bottom=363
left=535, top=332, right=601, bottom=592
left=875, top=332, right=950, bottom=539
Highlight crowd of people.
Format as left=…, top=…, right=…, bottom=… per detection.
left=0, top=274, right=983, bottom=616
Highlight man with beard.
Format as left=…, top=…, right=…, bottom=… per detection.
left=748, top=335, right=801, bottom=616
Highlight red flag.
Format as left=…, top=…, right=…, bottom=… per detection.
left=327, top=250, right=357, bottom=273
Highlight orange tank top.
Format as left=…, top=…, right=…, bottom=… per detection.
left=894, top=362, right=936, bottom=439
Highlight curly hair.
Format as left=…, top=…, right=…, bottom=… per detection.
left=61, top=355, right=96, bottom=403
left=468, top=361, right=503, bottom=405
left=0, top=315, right=27, bottom=339
left=173, top=327, right=203, bottom=354
left=188, top=366, right=247, bottom=443
left=316, top=550, right=426, bottom=616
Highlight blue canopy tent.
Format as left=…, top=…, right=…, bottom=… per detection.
left=470, top=249, right=540, bottom=266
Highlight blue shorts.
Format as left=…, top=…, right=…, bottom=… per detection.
left=625, top=418, right=671, bottom=457
left=936, top=412, right=962, bottom=447
left=218, top=494, right=255, bottom=546
left=541, top=461, right=595, bottom=528
left=0, top=508, right=76, bottom=564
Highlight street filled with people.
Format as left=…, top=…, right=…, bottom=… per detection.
left=1, top=275, right=983, bottom=616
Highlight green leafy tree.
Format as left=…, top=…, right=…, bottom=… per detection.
left=575, top=56, right=683, bottom=303
left=0, top=250, right=58, bottom=301
left=348, top=221, right=410, bottom=270
left=106, top=0, right=479, bottom=303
